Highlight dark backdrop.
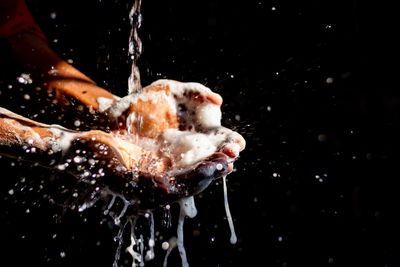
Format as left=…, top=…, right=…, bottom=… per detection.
left=1, top=0, right=399, bottom=266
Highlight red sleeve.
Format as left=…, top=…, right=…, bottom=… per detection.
left=0, top=0, right=47, bottom=41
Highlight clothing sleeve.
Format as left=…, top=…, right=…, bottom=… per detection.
left=0, top=0, right=47, bottom=41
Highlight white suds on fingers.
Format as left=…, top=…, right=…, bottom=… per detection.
left=104, top=80, right=245, bottom=171
left=97, top=96, right=116, bottom=113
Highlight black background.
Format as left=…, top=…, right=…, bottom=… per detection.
left=1, top=0, right=400, bottom=266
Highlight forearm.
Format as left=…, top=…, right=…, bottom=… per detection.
left=0, top=107, right=163, bottom=171
left=9, top=31, right=86, bottom=81
left=8, top=31, right=117, bottom=111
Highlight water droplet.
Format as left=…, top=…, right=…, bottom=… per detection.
left=17, top=73, right=32, bottom=84
left=50, top=12, right=57, bottom=19
left=318, top=134, right=327, bottom=142
left=73, top=156, right=82, bottom=163
left=161, top=241, right=169, bottom=250
left=148, top=239, right=155, bottom=247
left=326, top=77, right=334, bottom=84
left=216, top=163, right=223, bottom=171
left=8, top=189, right=14, bottom=195
left=57, top=164, right=66, bottom=171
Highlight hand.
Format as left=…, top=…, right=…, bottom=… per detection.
left=0, top=105, right=242, bottom=209
left=108, top=79, right=245, bottom=169
left=92, top=79, right=246, bottom=208
left=60, top=130, right=234, bottom=209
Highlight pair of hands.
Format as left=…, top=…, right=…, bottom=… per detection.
left=3, top=31, right=245, bottom=210
left=54, top=79, right=245, bottom=209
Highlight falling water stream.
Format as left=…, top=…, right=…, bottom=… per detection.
left=128, top=0, right=143, bottom=94
left=222, top=176, right=237, bottom=245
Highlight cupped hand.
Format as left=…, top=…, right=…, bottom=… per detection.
left=85, top=79, right=247, bottom=208
left=61, top=129, right=234, bottom=209
left=108, top=80, right=245, bottom=167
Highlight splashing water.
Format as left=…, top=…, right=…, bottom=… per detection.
left=125, top=217, right=143, bottom=267
left=113, top=218, right=130, bottom=267
left=128, top=0, right=143, bottom=94
left=102, top=189, right=155, bottom=267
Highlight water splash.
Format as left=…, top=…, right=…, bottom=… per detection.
left=145, top=212, right=155, bottom=261
left=104, top=194, right=117, bottom=215
left=125, top=216, right=143, bottom=267
left=113, top=219, right=130, bottom=267
left=77, top=194, right=99, bottom=212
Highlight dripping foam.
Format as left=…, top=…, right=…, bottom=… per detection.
left=222, top=175, right=237, bottom=244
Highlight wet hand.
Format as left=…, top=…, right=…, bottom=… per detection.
left=61, top=130, right=234, bottom=209
left=98, top=80, right=245, bottom=207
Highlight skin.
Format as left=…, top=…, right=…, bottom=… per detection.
left=8, top=31, right=117, bottom=110
left=0, top=31, right=245, bottom=209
